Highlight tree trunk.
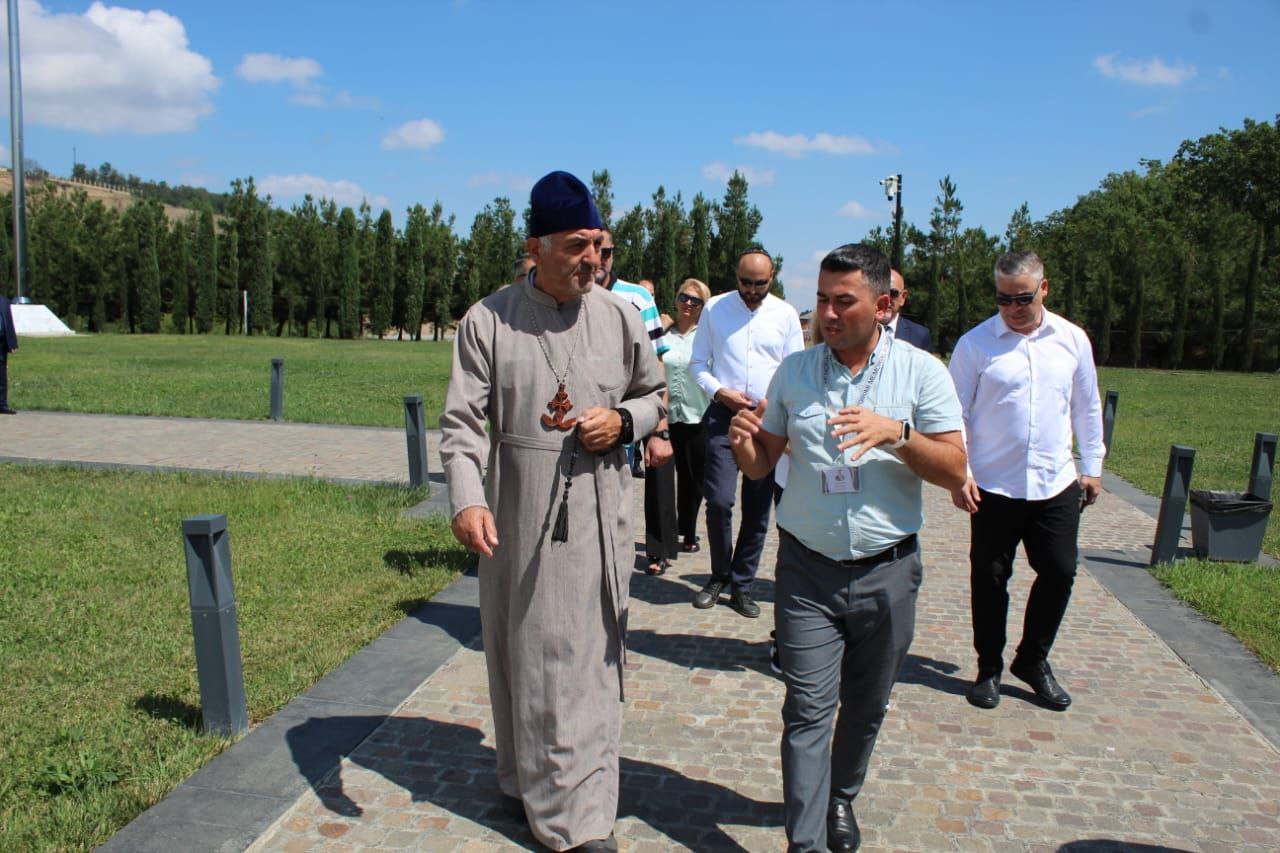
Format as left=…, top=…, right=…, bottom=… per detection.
left=1241, top=221, right=1262, bottom=372
left=1170, top=254, right=1191, bottom=369
left=1128, top=265, right=1145, bottom=368
left=1210, top=259, right=1225, bottom=371
left=1097, top=266, right=1113, bottom=365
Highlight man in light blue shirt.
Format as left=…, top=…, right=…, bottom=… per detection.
left=728, top=244, right=966, bottom=853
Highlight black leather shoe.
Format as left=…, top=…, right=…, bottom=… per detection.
left=728, top=589, right=760, bottom=618
left=827, top=797, right=861, bottom=852
left=966, top=673, right=1001, bottom=709
left=693, top=579, right=726, bottom=609
left=0, top=406, right=16, bottom=414
left=571, top=832, right=618, bottom=851
left=499, top=793, right=524, bottom=821
left=1010, top=658, right=1071, bottom=710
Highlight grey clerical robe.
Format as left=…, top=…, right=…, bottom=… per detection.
left=439, top=279, right=665, bottom=851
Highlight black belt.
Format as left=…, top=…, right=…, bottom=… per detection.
left=781, top=529, right=917, bottom=569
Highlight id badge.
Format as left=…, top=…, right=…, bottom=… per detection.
left=822, top=465, right=860, bottom=494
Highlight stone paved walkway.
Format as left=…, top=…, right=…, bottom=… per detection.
left=4, top=412, right=1277, bottom=850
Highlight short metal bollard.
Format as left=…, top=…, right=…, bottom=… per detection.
left=1102, top=390, right=1119, bottom=457
left=404, top=394, right=429, bottom=489
left=1248, top=432, right=1276, bottom=500
left=1150, top=445, right=1195, bottom=566
left=270, top=358, right=285, bottom=422
left=182, top=514, right=248, bottom=736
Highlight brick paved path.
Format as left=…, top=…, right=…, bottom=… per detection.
left=254, top=484, right=1280, bottom=852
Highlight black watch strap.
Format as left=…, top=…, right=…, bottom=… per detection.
left=613, top=407, right=634, bottom=446
left=653, top=428, right=670, bottom=440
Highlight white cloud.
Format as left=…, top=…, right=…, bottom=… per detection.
left=836, top=200, right=882, bottom=219
left=236, top=53, right=321, bottom=86
left=1093, top=53, right=1197, bottom=87
left=260, top=173, right=389, bottom=209
left=1130, top=103, right=1168, bottom=119
left=735, top=130, right=880, bottom=158
left=701, top=162, right=776, bottom=186
left=468, top=171, right=534, bottom=192
left=11, top=0, right=218, bottom=134
left=382, top=118, right=446, bottom=151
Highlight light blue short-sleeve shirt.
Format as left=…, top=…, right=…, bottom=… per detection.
left=761, top=337, right=963, bottom=561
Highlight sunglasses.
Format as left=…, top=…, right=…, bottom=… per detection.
left=889, top=289, right=901, bottom=300
left=995, top=292, right=1037, bottom=307
left=600, top=247, right=614, bottom=259
left=677, top=293, right=704, bottom=307
left=738, top=277, right=771, bottom=289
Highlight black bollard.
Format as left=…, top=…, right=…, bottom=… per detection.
left=1150, top=445, right=1195, bottom=566
left=270, top=358, right=284, bottom=422
left=1248, top=432, right=1277, bottom=500
left=1102, top=390, right=1119, bottom=457
left=404, top=394, right=429, bottom=489
left=182, top=514, right=248, bottom=736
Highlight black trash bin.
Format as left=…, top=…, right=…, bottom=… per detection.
left=1188, top=489, right=1273, bottom=562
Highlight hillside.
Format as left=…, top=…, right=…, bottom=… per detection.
left=0, top=167, right=194, bottom=222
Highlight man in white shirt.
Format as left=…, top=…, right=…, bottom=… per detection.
left=948, top=250, right=1104, bottom=712
left=689, top=247, right=805, bottom=617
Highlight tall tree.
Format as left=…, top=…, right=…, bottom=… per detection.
left=369, top=209, right=396, bottom=337
left=336, top=207, right=361, bottom=338
left=591, top=169, right=614, bottom=228
left=687, top=193, right=713, bottom=285
left=193, top=206, right=217, bottom=333
left=710, top=172, right=763, bottom=294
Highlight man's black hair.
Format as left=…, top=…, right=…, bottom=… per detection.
left=820, top=244, right=891, bottom=295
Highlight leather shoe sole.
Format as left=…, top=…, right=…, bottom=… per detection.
left=966, top=674, right=1001, bottom=709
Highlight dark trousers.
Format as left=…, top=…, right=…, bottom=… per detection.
left=703, top=402, right=774, bottom=592
left=643, top=442, right=679, bottom=561
left=775, top=530, right=921, bottom=853
left=970, top=480, right=1082, bottom=676
left=669, top=421, right=706, bottom=543
left=0, top=352, right=7, bottom=408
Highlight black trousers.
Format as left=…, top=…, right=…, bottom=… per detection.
left=669, top=421, right=706, bottom=543
left=703, top=402, right=774, bottom=592
left=970, top=480, right=1082, bottom=676
left=0, top=352, right=8, bottom=408
left=643, top=441, right=679, bottom=562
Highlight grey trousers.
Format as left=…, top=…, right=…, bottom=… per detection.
left=775, top=529, right=922, bottom=853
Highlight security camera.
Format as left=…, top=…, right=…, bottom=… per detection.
left=879, top=175, right=899, bottom=200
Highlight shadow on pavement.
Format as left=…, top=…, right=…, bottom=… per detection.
left=1058, top=842, right=1192, bottom=852
left=284, top=715, right=782, bottom=850
left=627, top=628, right=773, bottom=675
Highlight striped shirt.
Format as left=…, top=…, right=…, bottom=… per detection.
left=608, top=278, right=669, bottom=357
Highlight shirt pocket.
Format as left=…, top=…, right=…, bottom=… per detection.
left=789, top=402, right=831, bottom=461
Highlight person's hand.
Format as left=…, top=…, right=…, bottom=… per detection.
left=729, top=399, right=767, bottom=449
left=829, top=406, right=901, bottom=463
left=1079, top=475, right=1102, bottom=508
left=716, top=388, right=757, bottom=413
left=452, top=506, right=499, bottom=557
left=645, top=436, right=673, bottom=468
left=577, top=407, right=621, bottom=452
left=951, top=478, right=981, bottom=513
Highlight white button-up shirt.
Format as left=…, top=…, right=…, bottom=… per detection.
left=690, top=291, right=804, bottom=403
left=948, top=309, right=1105, bottom=501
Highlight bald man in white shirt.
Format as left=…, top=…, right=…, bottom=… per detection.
left=948, top=250, right=1104, bottom=712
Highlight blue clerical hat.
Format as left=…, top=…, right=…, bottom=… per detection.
left=527, top=171, right=604, bottom=238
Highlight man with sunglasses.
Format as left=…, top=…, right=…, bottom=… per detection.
left=881, top=270, right=932, bottom=352
left=948, top=250, right=1105, bottom=712
left=689, top=247, right=804, bottom=617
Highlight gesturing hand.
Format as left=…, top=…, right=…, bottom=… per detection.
left=828, top=406, right=901, bottom=463
left=729, top=399, right=768, bottom=449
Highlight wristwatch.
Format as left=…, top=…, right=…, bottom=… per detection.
left=889, top=420, right=911, bottom=449
left=613, top=407, right=635, bottom=446
left=652, top=429, right=670, bottom=441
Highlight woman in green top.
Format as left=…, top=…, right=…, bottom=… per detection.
left=659, top=278, right=713, bottom=562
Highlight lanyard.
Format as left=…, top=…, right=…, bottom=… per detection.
left=822, top=330, right=892, bottom=464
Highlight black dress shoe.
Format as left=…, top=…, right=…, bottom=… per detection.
left=728, top=589, right=760, bottom=618
left=1010, top=658, right=1071, bottom=710
left=827, top=797, right=861, bottom=852
left=571, top=833, right=618, bottom=851
left=499, top=793, right=525, bottom=821
left=693, top=578, right=726, bottom=609
left=966, top=673, right=1001, bottom=709
left=0, top=406, right=16, bottom=414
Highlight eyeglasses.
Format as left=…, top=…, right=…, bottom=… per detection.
left=889, top=289, right=901, bottom=300
left=677, top=293, right=704, bottom=307
left=995, top=292, right=1037, bottom=307
left=600, top=247, right=614, bottom=259
left=738, top=277, right=771, bottom=289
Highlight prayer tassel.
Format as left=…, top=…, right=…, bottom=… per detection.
left=551, top=498, right=569, bottom=543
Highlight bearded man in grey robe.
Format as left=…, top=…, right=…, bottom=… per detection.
left=440, top=170, right=666, bottom=852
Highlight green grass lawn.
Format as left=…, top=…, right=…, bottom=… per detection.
left=1099, top=367, right=1279, bottom=558
left=9, top=333, right=454, bottom=427
left=0, top=465, right=470, bottom=852
left=1150, top=559, right=1280, bottom=671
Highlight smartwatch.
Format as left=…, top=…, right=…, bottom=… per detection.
left=653, top=429, right=670, bottom=441
left=889, top=420, right=911, bottom=449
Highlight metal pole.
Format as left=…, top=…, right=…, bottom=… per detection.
left=1102, top=390, right=1119, bottom=457
left=182, top=514, right=248, bottom=737
left=1248, top=432, right=1276, bottom=500
left=269, top=358, right=284, bottom=422
left=404, top=394, right=428, bottom=488
left=893, top=173, right=904, bottom=270
left=7, top=0, right=31, bottom=304
left=1150, top=445, right=1195, bottom=566
left=241, top=290, right=249, bottom=336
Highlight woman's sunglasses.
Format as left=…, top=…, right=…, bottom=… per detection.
left=677, top=293, right=704, bottom=307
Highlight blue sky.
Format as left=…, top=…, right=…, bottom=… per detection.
left=3, top=0, right=1278, bottom=310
